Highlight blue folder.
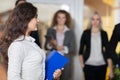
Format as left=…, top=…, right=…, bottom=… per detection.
left=45, top=50, right=69, bottom=80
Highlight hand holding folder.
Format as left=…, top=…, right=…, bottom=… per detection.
left=45, top=50, right=69, bottom=80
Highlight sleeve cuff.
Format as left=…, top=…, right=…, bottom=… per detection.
left=47, top=43, right=53, bottom=50
left=62, top=46, right=69, bottom=54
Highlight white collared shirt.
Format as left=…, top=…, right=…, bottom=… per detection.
left=8, top=36, right=46, bottom=80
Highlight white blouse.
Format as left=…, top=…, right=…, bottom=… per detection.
left=7, top=36, right=45, bottom=80
left=85, top=32, right=105, bottom=66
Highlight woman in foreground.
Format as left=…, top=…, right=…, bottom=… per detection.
left=2, top=2, right=61, bottom=80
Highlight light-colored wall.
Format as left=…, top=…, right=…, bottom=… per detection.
left=0, top=0, right=15, bottom=13
left=114, top=0, right=120, bottom=25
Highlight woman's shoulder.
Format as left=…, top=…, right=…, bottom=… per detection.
left=8, top=41, right=23, bottom=50
left=82, top=29, right=91, bottom=35
left=46, top=27, right=56, bottom=34
left=114, top=23, right=120, bottom=33
left=84, top=29, right=90, bottom=32
left=66, top=29, right=73, bottom=33
left=115, top=23, right=120, bottom=29
left=47, top=27, right=55, bottom=31
left=101, top=29, right=107, bottom=34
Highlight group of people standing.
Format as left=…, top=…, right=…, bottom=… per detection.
left=0, top=0, right=74, bottom=80
left=0, top=0, right=120, bottom=80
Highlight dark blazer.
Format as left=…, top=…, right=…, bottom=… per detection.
left=45, top=28, right=75, bottom=55
left=79, top=29, right=110, bottom=65
left=109, top=23, right=120, bottom=65
left=30, top=31, right=41, bottom=47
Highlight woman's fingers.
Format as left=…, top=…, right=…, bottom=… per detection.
left=53, top=69, right=62, bottom=79
left=61, top=68, right=64, bottom=70
left=109, top=72, right=114, bottom=79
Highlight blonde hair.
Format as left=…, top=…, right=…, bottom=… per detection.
left=87, top=11, right=102, bottom=29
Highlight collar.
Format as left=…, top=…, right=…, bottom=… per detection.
left=53, top=25, right=70, bottom=33
left=15, top=35, right=35, bottom=42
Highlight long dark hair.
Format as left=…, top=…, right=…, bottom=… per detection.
left=51, top=10, right=72, bottom=29
left=1, top=2, right=37, bottom=66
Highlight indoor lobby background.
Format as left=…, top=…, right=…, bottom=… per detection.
left=0, top=0, right=120, bottom=80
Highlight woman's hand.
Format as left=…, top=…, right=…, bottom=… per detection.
left=109, top=68, right=114, bottom=79
left=81, top=63, right=85, bottom=69
left=79, top=55, right=84, bottom=69
left=107, top=59, right=114, bottom=79
left=50, top=40, right=57, bottom=48
left=56, top=46, right=64, bottom=51
left=53, top=69, right=62, bottom=79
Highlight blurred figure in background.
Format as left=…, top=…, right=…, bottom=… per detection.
left=15, top=0, right=41, bottom=47
left=0, top=24, right=7, bottom=80
left=0, top=24, right=4, bottom=41
left=108, top=23, right=120, bottom=67
left=79, top=12, right=113, bottom=80
left=0, top=63, right=7, bottom=80
left=0, top=24, right=8, bottom=65
left=45, top=10, right=75, bottom=80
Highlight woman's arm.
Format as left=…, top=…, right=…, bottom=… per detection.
left=79, top=55, right=84, bottom=68
left=67, top=31, right=75, bottom=54
left=45, top=28, right=56, bottom=50
left=79, top=31, right=86, bottom=68
left=8, top=42, right=24, bottom=80
left=104, top=31, right=114, bottom=79
left=109, top=26, right=120, bottom=65
left=107, top=59, right=114, bottom=79
left=61, top=31, right=75, bottom=55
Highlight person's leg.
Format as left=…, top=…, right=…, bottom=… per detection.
left=84, top=65, right=95, bottom=80
left=60, top=61, right=72, bottom=80
left=94, top=65, right=107, bottom=80
left=60, top=64, right=69, bottom=80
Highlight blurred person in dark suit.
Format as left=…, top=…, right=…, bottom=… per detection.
left=109, top=23, right=120, bottom=67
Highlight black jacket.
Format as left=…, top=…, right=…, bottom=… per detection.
left=30, top=31, right=41, bottom=47
left=79, top=29, right=110, bottom=65
left=109, top=23, right=120, bottom=65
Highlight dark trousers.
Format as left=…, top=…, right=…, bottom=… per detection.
left=84, top=65, right=107, bottom=80
left=60, top=55, right=73, bottom=80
